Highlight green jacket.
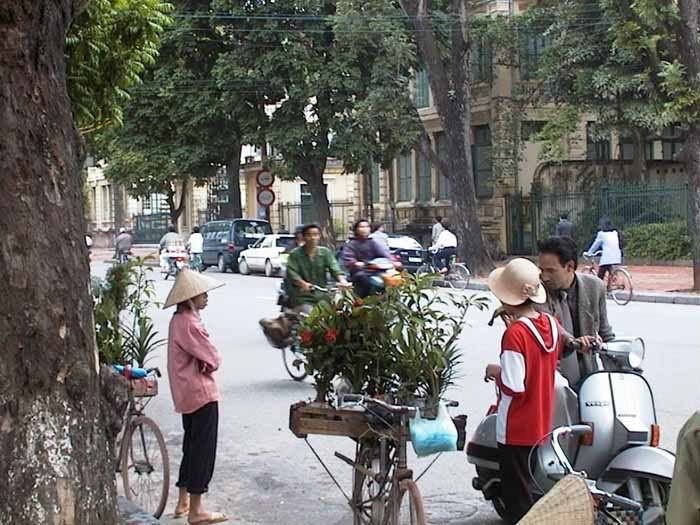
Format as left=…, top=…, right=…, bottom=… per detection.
left=285, top=246, right=343, bottom=305
left=667, top=411, right=700, bottom=525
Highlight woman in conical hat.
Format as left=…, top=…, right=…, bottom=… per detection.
left=165, top=269, right=228, bottom=524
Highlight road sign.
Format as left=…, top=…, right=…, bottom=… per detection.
left=257, top=188, right=276, bottom=207
left=256, top=169, right=275, bottom=188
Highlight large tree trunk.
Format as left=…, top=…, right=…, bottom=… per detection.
left=401, top=0, right=494, bottom=275
left=166, top=178, right=188, bottom=228
left=632, top=129, right=648, bottom=183
left=113, top=183, right=125, bottom=230
left=0, top=2, right=121, bottom=524
left=226, top=142, right=243, bottom=218
left=304, top=162, right=336, bottom=247
left=676, top=0, right=700, bottom=290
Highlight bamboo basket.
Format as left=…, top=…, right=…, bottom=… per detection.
left=517, top=475, right=596, bottom=525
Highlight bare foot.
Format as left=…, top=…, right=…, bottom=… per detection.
left=188, top=511, right=228, bottom=524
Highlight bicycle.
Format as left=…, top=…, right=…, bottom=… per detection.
left=582, top=252, right=634, bottom=306
left=280, top=284, right=345, bottom=381
left=115, top=367, right=170, bottom=518
left=335, top=396, right=459, bottom=525
left=416, top=254, right=471, bottom=290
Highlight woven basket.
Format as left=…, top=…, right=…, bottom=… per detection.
left=518, top=475, right=596, bottom=525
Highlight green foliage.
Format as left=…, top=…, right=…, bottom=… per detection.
left=623, top=222, right=691, bottom=260
left=299, top=274, right=489, bottom=403
left=66, top=0, right=173, bottom=132
left=92, top=257, right=163, bottom=366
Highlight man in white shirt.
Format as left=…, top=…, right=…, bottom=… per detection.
left=187, top=226, right=204, bottom=271
left=429, top=224, right=458, bottom=272
left=431, top=216, right=445, bottom=245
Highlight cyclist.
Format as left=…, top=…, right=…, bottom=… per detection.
left=260, top=224, right=350, bottom=346
left=115, top=227, right=133, bottom=263
left=186, top=226, right=204, bottom=271
left=428, top=222, right=457, bottom=273
left=584, top=218, right=622, bottom=280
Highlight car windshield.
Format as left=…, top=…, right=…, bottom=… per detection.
left=234, top=221, right=272, bottom=242
left=387, top=236, right=422, bottom=250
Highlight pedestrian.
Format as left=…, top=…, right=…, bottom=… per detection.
left=585, top=218, right=623, bottom=280
left=537, top=236, right=615, bottom=386
left=554, top=212, right=575, bottom=240
left=431, top=216, right=445, bottom=245
left=484, top=258, right=565, bottom=524
left=115, top=227, right=133, bottom=261
left=369, top=222, right=389, bottom=248
left=667, top=411, right=700, bottom=525
left=164, top=269, right=228, bottom=525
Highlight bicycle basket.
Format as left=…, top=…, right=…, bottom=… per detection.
left=130, top=377, right=158, bottom=398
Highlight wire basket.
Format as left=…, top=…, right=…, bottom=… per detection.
left=130, top=377, right=158, bottom=398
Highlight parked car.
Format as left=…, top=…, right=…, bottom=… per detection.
left=200, top=219, right=272, bottom=273
left=336, top=234, right=426, bottom=274
left=238, top=234, right=296, bottom=277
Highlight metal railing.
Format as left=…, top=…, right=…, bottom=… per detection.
left=278, top=201, right=356, bottom=240
left=506, top=184, right=689, bottom=254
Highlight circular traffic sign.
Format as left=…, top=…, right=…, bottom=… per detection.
left=256, top=169, right=275, bottom=187
left=257, top=188, right=276, bottom=207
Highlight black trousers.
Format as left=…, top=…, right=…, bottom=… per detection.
left=598, top=264, right=613, bottom=280
left=498, top=444, right=535, bottom=524
left=177, top=401, right=218, bottom=495
left=432, top=247, right=457, bottom=271
left=351, top=271, right=374, bottom=298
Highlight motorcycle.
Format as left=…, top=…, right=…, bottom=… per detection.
left=363, top=257, right=403, bottom=294
left=161, top=247, right=189, bottom=280
left=467, top=337, right=674, bottom=523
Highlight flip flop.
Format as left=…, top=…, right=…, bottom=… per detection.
left=173, top=508, right=189, bottom=518
left=188, top=512, right=228, bottom=525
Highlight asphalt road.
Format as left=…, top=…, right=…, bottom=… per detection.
left=92, top=263, right=700, bottom=524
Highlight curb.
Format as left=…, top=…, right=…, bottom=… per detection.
left=436, top=280, right=700, bottom=305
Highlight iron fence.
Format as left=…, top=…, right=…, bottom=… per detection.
left=278, top=201, right=355, bottom=240
left=133, top=212, right=170, bottom=244
left=506, top=184, right=689, bottom=254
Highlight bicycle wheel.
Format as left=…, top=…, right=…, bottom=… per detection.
left=446, top=263, right=471, bottom=290
left=283, top=342, right=308, bottom=381
left=121, top=416, right=169, bottom=518
left=351, top=442, right=389, bottom=525
left=393, top=480, right=427, bottom=525
left=609, top=268, right=633, bottom=306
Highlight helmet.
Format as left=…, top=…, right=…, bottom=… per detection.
left=119, top=227, right=126, bottom=233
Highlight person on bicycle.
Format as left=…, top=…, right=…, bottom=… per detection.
left=260, top=224, right=350, bottom=346
left=342, top=219, right=397, bottom=297
left=164, top=269, right=227, bottom=525
left=115, top=227, right=133, bottom=262
left=186, top=226, right=204, bottom=271
left=584, top=218, right=623, bottom=280
left=428, top=223, right=457, bottom=273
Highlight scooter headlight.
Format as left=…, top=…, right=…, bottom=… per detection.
left=625, top=338, right=645, bottom=369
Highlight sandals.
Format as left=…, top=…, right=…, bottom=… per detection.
left=173, top=507, right=189, bottom=519
left=188, top=512, right=228, bottom=525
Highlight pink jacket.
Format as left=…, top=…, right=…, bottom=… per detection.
left=167, top=309, right=221, bottom=414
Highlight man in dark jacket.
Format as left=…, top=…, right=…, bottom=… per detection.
left=537, top=236, right=615, bottom=386
left=342, top=219, right=394, bottom=297
left=554, top=212, right=575, bottom=240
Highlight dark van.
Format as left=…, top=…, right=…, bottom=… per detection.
left=201, top=219, right=272, bottom=273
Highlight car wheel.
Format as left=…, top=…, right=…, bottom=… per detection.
left=264, top=259, right=274, bottom=277
left=217, top=255, right=227, bottom=273
left=239, top=258, right=250, bottom=275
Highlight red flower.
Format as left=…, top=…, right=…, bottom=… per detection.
left=324, top=328, right=339, bottom=344
left=299, top=330, right=314, bottom=346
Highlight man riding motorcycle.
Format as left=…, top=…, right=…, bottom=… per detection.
left=260, top=223, right=350, bottom=346
left=158, top=225, right=186, bottom=274
left=341, top=219, right=399, bottom=298
left=114, top=227, right=133, bottom=263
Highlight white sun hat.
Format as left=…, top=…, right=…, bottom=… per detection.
left=488, top=258, right=547, bottom=306
left=163, top=268, right=224, bottom=309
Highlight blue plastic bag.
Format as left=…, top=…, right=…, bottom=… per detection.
left=409, top=402, right=458, bottom=457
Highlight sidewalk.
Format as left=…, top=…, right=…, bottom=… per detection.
left=91, top=245, right=159, bottom=263
left=463, top=264, right=699, bottom=305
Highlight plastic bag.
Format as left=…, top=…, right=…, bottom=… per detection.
left=409, top=401, right=458, bottom=457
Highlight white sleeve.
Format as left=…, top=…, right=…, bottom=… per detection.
left=500, top=350, right=526, bottom=393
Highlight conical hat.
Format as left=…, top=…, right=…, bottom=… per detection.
left=517, top=474, right=595, bottom=525
left=163, top=269, right=224, bottom=308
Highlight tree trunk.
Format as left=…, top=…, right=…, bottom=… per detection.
left=305, top=162, right=336, bottom=247
left=401, top=0, right=494, bottom=275
left=166, top=178, right=188, bottom=228
left=363, top=158, right=375, bottom=222
left=0, top=2, right=121, bottom=524
left=113, top=183, right=125, bottom=230
left=226, top=143, right=243, bottom=218
left=676, top=0, right=700, bottom=290
left=632, top=129, right=648, bottom=183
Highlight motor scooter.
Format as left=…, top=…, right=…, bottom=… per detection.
left=467, top=337, right=674, bottom=524
left=364, top=257, right=403, bottom=294
left=161, top=247, right=189, bottom=280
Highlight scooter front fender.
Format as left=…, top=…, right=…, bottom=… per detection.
left=596, top=446, right=675, bottom=493
left=466, top=414, right=499, bottom=471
